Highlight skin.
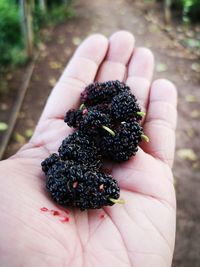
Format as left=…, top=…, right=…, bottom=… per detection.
left=0, top=31, right=177, bottom=267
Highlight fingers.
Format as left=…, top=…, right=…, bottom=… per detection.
left=126, top=48, right=154, bottom=113
left=142, top=79, right=177, bottom=167
left=96, top=31, right=135, bottom=82
left=39, top=34, right=108, bottom=122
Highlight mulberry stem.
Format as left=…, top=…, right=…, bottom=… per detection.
left=137, top=111, right=146, bottom=117
left=141, top=134, right=150, bottom=142
left=102, top=125, right=115, bottom=136
left=109, top=198, right=125, bottom=204
left=79, top=103, right=85, bottom=110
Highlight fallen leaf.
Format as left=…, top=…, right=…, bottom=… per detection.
left=38, top=42, right=46, bottom=51
left=14, top=133, right=26, bottom=145
left=148, top=24, right=160, bottom=33
left=164, top=26, right=172, bottom=32
left=184, top=38, right=200, bottom=48
left=49, top=61, right=62, bottom=70
left=192, top=162, right=200, bottom=170
left=186, top=30, right=195, bottom=38
left=185, top=94, right=198, bottom=102
left=156, top=63, right=168, bottom=72
left=48, top=78, right=56, bottom=87
left=0, top=122, right=8, bottom=131
left=185, top=127, right=195, bottom=138
left=190, top=110, right=200, bottom=118
left=72, top=37, right=82, bottom=46
left=191, top=62, right=200, bottom=72
left=177, top=149, right=198, bottom=161
left=25, top=129, right=33, bottom=138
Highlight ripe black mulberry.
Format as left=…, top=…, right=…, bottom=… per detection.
left=58, top=131, right=102, bottom=170
left=81, top=80, right=130, bottom=106
left=111, top=92, right=142, bottom=121
left=78, top=109, right=112, bottom=135
left=64, top=109, right=83, bottom=128
left=46, top=161, right=120, bottom=210
left=41, top=153, right=61, bottom=175
left=100, top=120, right=143, bottom=161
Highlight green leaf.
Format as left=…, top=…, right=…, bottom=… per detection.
left=0, top=122, right=8, bottom=131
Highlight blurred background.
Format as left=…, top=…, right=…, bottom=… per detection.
left=0, top=0, right=200, bottom=266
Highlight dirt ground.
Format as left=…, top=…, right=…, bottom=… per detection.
left=1, top=0, right=200, bottom=266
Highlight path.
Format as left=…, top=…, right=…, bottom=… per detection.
left=4, top=0, right=200, bottom=266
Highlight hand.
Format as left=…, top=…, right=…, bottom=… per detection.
left=0, top=31, right=177, bottom=267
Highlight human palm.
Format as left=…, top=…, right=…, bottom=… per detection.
left=0, top=31, right=177, bottom=267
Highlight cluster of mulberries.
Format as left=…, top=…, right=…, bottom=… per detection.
left=41, top=80, right=148, bottom=210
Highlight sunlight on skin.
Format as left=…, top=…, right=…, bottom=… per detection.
left=0, top=31, right=177, bottom=267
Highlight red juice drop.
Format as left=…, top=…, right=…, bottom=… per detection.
left=40, top=207, right=48, bottom=212
left=100, top=214, right=105, bottom=219
left=51, top=210, right=60, bottom=216
left=60, top=217, right=70, bottom=223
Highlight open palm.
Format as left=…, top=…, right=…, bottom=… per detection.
left=0, top=31, right=177, bottom=267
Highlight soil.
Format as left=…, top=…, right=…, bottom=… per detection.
left=1, top=0, right=200, bottom=266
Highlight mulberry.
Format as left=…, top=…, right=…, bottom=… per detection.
left=81, top=80, right=130, bottom=106
left=111, top=92, right=142, bottom=121
left=58, top=131, right=102, bottom=170
left=64, top=104, right=112, bottom=136
left=64, top=109, right=83, bottom=128
left=41, top=153, right=60, bottom=175
left=78, top=109, right=112, bottom=136
left=41, top=80, right=149, bottom=210
left=46, top=161, right=120, bottom=210
left=100, top=120, right=144, bottom=161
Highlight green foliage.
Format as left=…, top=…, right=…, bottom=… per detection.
left=173, top=0, right=200, bottom=21
left=0, top=0, right=23, bottom=65
left=46, top=4, right=75, bottom=24
left=0, top=0, right=75, bottom=69
left=177, top=0, right=200, bottom=21
left=33, top=1, right=75, bottom=27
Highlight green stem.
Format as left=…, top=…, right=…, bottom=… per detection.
left=109, top=198, right=125, bottom=204
left=102, top=125, right=115, bottom=136
left=141, top=134, right=150, bottom=142
left=79, top=103, right=85, bottom=110
left=137, top=111, right=146, bottom=117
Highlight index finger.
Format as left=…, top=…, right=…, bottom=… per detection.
left=39, top=34, right=108, bottom=122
